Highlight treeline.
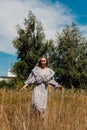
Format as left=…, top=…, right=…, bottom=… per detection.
left=1, top=11, right=87, bottom=89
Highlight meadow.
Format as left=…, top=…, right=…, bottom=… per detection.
left=0, top=87, right=87, bottom=130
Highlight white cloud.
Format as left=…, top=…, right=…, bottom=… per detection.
left=0, top=0, right=74, bottom=54
left=78, top=25, right=87, bottom=38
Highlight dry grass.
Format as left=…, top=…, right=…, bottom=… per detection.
left=0, top=87, right=87, bottom=130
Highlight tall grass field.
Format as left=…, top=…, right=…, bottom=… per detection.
left=0, top=87, right=87, bottom=130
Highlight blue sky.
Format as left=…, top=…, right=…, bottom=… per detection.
left=0, top=52, right=17, bottom=76
left=1, top=0, right=87, bottom=54
left=0, top=0, right=87, bottom=75
left=57, top=0, right=87, bottom=24
left=43, top=0, right=87, bottom=24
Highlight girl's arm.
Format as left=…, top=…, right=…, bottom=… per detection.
left=49, top=77, right=63, bottom=90
left=21, top=72, right=36, bottom=90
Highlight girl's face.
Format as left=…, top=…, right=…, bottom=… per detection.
left=40, top=57, right=47, bottom=68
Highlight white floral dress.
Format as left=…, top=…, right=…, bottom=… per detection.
left=24, top=66, right=58, bottom=112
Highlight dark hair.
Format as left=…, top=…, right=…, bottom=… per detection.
left=37, top=56, right=48, bottom=67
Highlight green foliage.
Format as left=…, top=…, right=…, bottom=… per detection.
left=12, top=11, right=53, bottom=80
left=0, top=80, right=7, bottom=88
left=53, top=23, right=87, bottom=88
left=0, top=79, right=16, bottom=89
left=12, top=61, right=27, bottom=80
left=12, top=11, right=87, bottom=89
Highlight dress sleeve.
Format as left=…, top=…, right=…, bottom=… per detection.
left=24, top=72, right=36, bottom=86
left=49, top=77, right=59, bottom=89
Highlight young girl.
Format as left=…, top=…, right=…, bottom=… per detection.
left=22, top=56, right=63, bottom=118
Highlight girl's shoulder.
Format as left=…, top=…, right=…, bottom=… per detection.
left=32, top=66, right=41, bottom=75
left=32, top=66, right=40, bottom=71
left=47, top=67, right=55, bottom=76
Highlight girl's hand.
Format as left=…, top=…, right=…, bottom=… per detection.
left=21, top=85, right=27, bottom=90
left=58, top=84, right=64, bottom=91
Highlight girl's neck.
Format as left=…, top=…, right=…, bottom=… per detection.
left=41, top=66, right=47, bottom=69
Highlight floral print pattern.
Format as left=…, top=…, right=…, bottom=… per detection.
left=24, top=67, right=59, bottom=111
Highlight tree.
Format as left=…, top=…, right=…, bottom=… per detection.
left=12, top=11, right=54, bottom=80
left=12, top=61, right=27, bottom=79
left=54, top=23, right=87, bottom=88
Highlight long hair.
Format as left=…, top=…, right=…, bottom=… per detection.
left=36, top=56, right=48, bottom=67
